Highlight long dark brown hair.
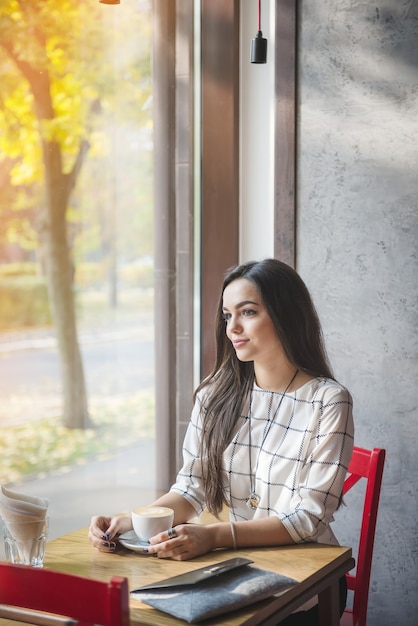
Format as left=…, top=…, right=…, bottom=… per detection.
left=194, top=259, right=334, bottom=516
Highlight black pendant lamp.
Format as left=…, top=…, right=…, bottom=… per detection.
left=250, top=0, right=267, bottom=64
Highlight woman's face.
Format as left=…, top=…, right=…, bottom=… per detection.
left=222, top=277, right=283, bottom=365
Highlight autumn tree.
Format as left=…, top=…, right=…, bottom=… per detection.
left=0, top=0, right=152, bottom=428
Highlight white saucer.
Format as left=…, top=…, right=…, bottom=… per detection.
left=119, top=531, right=150, bottom=553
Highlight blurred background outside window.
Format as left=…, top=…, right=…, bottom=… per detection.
left=0, top=0, right=155, bottom=544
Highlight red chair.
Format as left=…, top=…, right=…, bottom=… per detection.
left=0, top=563, right=130, bottom=626
left=340, top=446, right=386, bottom=626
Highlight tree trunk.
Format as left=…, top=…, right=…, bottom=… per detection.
left=2, top=40, right=92, bottom=429
left=32, top=71, right=91, bottom=429
left=43, top=193, right=91, bottom=430
left=40, top=139, right=91, bottom=429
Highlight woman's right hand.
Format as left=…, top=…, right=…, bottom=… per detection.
left=88, top=514, right=132, bottom=552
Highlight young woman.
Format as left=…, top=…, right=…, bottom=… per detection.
left=89, top=259, right=354, bottom=624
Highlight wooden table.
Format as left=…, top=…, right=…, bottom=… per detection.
left=0, top=523, right=354, bottom=626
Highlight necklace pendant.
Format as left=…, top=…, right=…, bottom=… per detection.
left=246, top=492, right=260, bottom=510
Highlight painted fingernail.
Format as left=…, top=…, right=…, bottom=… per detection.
left=102, top=541, right=109, bottom=547
left=143, top=548, right=149, bottom=553
left=101, top=535, right=107, bottom=540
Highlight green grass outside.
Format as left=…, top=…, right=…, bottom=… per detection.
left=0, top=261, right=154, bottom=331
left=0, top=391, right=155, bottom=485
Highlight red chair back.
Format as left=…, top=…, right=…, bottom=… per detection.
left=0, top=563, right=130, bottom=626
left=341, top=446, right=385, bottom=626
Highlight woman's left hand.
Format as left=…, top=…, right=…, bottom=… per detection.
left=147, top=523, right=215, bottom=561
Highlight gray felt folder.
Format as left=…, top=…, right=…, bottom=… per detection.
left=131, top=556, right=298, bottom=623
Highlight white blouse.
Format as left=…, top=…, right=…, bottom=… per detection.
left=170, top=377, right=354, bottom=546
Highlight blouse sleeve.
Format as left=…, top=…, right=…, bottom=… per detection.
left=169, top=391, right=208, bottom=515
left=278, top=383, right=354, bottom=543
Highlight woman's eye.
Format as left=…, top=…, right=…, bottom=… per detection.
left=222, top=312, right=231, bottom=321
left=242, top=309, right=256, bottom=317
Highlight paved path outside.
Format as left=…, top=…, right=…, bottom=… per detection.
left=0, top=307, right=157, bottom=560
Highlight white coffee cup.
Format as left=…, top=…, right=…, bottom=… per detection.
left=131, top=506, right=174, bottom=542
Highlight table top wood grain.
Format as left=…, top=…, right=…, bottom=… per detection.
left=1, top=517, right=354, bottom=626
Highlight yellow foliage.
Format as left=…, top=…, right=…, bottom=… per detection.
left=0, top=0, right=152, bottom=257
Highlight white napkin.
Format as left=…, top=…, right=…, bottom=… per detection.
left=0, top=485, right=49, bottom=563
left=0, top=485, right=49, bottom=520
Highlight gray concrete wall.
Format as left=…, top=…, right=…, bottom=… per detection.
left=297, top=1, right=418, bottom=624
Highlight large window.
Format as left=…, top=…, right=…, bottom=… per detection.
left=0, top=0, right=154, bottom=543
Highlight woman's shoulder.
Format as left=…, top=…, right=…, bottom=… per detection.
left=193, top=379, right=218, bottom=409
left=296, top=376, right=352, bottom=404
left=194, top=379, right=214, bottom=399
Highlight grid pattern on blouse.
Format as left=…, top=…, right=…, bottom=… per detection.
left=171, top=377, right=354, bottom=542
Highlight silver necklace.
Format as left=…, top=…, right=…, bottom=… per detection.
left=246, top=369, right=299, bottom=510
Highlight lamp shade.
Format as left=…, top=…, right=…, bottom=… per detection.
left=250, top=31, right=267, bottom=64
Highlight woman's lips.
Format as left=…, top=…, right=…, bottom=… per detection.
left=232, top=339, right=249, bottom=349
